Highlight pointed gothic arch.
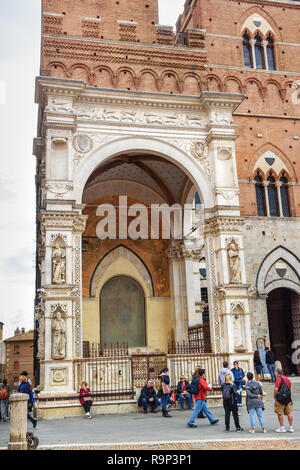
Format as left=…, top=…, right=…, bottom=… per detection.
left=90, top=245, right=155, bottom=298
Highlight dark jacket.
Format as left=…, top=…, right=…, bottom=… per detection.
left=253, top=353, right=262, bottom=367
left=222, top=383, right=239, bottom=407
left=19, top=382, right=31, bottom=396
left=265, top=350, right=275, bottom=365
left=246, top=380, right=264, bottom=410
left=138, top=386, right=156, bottom=405
left=177, top=381, right=191, bottom=395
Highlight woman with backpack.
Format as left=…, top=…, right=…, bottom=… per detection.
left=0, top=379, right=10, bottom=422
left=222, top=374, right=243, bottom=433
left=246, top=372, right=267, bottom=434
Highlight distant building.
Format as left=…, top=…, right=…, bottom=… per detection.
left=0, top=323, right=5, bottom=379
left=4, top=328, right=34, bottom=389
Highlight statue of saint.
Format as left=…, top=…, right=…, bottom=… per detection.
left=228, top=242, right=241, bottom=284
left=52, top=241, right=66, bottom=285
left=52, top=310, right=66, bottom=360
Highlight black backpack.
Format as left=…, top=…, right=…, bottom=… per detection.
left=222, top=384, right=233, bottom=401
left=190, top=376, right=200, bottom=395
left=276, top=376, right=291, bottom=406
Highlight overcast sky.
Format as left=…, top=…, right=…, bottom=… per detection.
left=0, top=0, right=185, bottom=340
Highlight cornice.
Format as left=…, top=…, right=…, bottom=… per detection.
left=36, top=76, right=246, bottom=114
left=228, top=0, right=300, bottom=9
left=205, top=216, right=247, bottom=235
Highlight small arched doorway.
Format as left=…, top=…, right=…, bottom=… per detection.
left=100, top=276, right=146, bottom=347
left=267, top=288, right=300, bottom=375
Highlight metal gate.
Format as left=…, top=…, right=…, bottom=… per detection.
left=132, top=354, right=167, bottom=388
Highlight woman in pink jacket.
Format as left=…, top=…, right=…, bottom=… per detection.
left=79, top=381, right=93, bottom=419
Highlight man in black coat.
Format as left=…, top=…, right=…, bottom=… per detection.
left=138, top=380, right=158, bottom=414
left=265, top=347, right=276, bottom=382
left=177, top=376, right=193, bottom=410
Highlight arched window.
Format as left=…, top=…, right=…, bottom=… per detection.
left=255, top=173, right=266, bottom=216
left=243, top=33, right=252, bottom=68
left=267, top=174, right=279, bottom=216
left=254, top=34, right=265, bottom=69
left=266, top=35, right=276, bottom=70
left=280, top=175, right=290, bottom=217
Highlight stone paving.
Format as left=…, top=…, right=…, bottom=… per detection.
left=0, top=381, right=299, bottom=450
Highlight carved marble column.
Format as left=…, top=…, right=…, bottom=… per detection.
left=167, top=242, right=202, bottom=343
left=38, top=211, right=87, bottom=394
left=205, top=217, right=253, bottom=358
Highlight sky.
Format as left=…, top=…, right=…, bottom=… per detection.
left=0, top=0, right=185, bottom=340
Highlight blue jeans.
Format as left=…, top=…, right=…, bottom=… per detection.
left=179, top=393, right=192, bottom=409
left=142, top=397, right=158, bottom=411
left=161, top=394, right=170, bottom=412
left=188, top=399, right=216, bottom=425
left=267, top=364, right=276, bottom=382
left=234, top=381, right=243, bottom=405
left=249, top=408, right=265, bottom=429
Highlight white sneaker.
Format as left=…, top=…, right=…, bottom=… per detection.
left=288, top=427, right=295, bottom=433
left=275, top=427, right=286, bottom=433
left=249, top=429, right=255, bottom=434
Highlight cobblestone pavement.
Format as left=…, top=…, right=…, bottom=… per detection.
left=47, top=439, right=300, bottom=451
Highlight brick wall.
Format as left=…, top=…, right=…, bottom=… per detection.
left=5, top=339, right=34, bottom=390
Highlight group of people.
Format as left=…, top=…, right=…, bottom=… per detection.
left=0, top=371, right=37, bottom=428
left=135, top=358, right=295, bottom=435
left=217, top=359, right=295, bottom=433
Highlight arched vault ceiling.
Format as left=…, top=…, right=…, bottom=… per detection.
left=84, top=154, right=189, bottom=205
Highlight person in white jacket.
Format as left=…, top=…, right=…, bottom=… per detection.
left=218, top=361, right=234, bottom=387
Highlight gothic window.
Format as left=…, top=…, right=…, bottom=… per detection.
left=266, top=35, right=276, bottom=70
left=254, top=34, right=265, bottom=69
left=243, top=33, right=252, bottom=68
left=255, top=174, right=266, bottom=216
left=280, top=175, right=290, bottom=217
left=267, top=174, right=279, bottom=217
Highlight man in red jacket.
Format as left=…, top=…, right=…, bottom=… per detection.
left=187, top=369, right=219, bottom=428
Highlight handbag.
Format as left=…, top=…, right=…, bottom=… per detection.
left=161, top=380, right=171, bottom=395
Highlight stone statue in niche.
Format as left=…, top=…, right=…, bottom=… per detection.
left=52, top=309, right=66, bottom=360
left=52, top=239, right=66, bottom=285
left=227, top=242, right=241, bottom=284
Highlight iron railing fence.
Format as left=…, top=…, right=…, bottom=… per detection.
left=77, top=342, right=228, bottom=402
left=167, top=352, right=229, bottom=395
left=74, top=353, right=134, bottom=402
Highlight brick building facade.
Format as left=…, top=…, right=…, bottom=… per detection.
left=34, top=0, right=300, bottom=401
left=4, top=329, right=34, bottom=390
